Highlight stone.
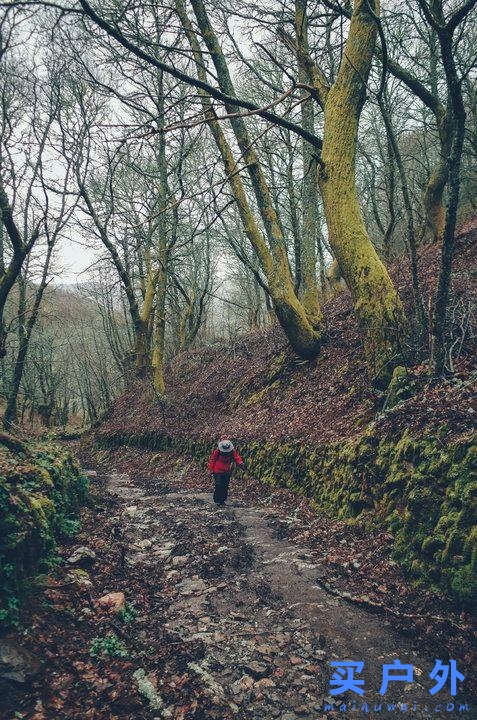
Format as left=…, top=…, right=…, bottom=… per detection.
left=133, top=668, right=163, bottom=710
left=243, top=661, right=269, bottom=679
left=97, top=591, right=126, bottom=614
left=0, top=639, right=40, bottom=683
left=281, top=713, right=297, bottom=720
left=230, top=674, right=255, bottom=694
left=124, top=506, right=138, bottom=517
left=179, top=578, right=206, bottom=595
left=67, top=546, right=96, bottom=566
left=384, top=365, right=414, bottom=410
left=311, top=650, right=326, bottom=661
left=153, top=548, right=173, bottom=559
left=187, top=662, right=224, bottom=697
left=172, top=555, right=188, bottom=567
left=255, top=643, right=274, bottom=655
left=66, top=568, right=93, bottom=589
left=289, top=656, right=302, bottom=665
left=166, top=570, right=180, bottom=580
left=255, top=677, right=275, bottom=688
left=136, top=539, right=152, bottom=550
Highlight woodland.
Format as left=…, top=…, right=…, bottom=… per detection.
left=0, top=0, right=476, bottom=719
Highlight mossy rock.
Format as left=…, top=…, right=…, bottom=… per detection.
left=421, top=535, right=445, bottom=556
left=383, top=366, right=416, bottom=410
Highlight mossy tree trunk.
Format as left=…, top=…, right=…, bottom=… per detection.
left=422, top=109, right=452, bottom=243
left=315, top=0, right=405, bottom=379
left=152, top=247, right=168, bottom=394
left=295, top=0, right=323, bottom=327
left=135, top=259, right=161, bottom=374
left=384, top=49, right=450, bottom=243
left=176, top=0, right=324, bottom=359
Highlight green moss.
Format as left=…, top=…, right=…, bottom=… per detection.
left=97, top=425, right=476, bottom=609
left=384, top=365, right=414, bottom=410
left=243, top=381, right=280, bottom=407
left=0, top=441, right=88, bottom=631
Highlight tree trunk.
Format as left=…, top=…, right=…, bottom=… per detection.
left=421, top=28, right=449, bottom=243
left=295, top=0, right=323, bottom=328
left=318, top=0, right=404, bottom=382
left=152, top=250, right=168, bottom=394
left=176, top=0, right=324, bottom=359
left=134, top=268, right=159, bottom=373
left=379, top=96, right=427, bottom=333
left=430, top=26, right=467, bottom=376
left=3, top=338, right=28, bottom=429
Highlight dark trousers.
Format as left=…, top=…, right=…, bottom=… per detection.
left=213, top=472, right=231, bottom=504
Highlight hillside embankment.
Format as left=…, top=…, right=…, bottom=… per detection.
left=86, top=224, right=476, bottom=610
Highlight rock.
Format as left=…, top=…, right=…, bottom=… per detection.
left=67, top=568, right=93, bottom=589
left=97, top=591, right=126, bottom=614
left=255, top=643, right=274, bottom=655
left=255, top=677, right=275, bottom=688
left=124, top=506, right=138, bottom=517
left=133, top=668, right=163, bottom=711
left=384, top=365, right=414, bottom=410
left=179, top=578, right=206, bottom=595
left=289, top=656, right=302, bottom=665
left=136, top=539, right=152, bottom=550
left=243, top=661, right=269, bottom=679
left=83, top=470, right=98, bottom=478
left=281, top=713, right=297, bottom=720
left=172, top=555, right=188, bottom=567
left=166, top=570, right=180, bottom=580
left=310, top=650, right=326, bottom=661
left=188, top=662, right=224, bottom=697
left=0, top=639, right=40, bottom=683
left=67, top=546, right=96, bottom=566
left=230, top=674, right=255, bottom=694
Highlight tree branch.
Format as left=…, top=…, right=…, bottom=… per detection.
left=77, top=0, right=322, bottom=151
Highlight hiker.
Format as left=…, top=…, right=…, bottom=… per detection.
left=207, top=439, right=247, bottom=506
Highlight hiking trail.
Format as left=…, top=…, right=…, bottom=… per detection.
left=94, top=462, right=467, bottom=720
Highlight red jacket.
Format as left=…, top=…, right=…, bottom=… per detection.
left=208, top=448, right=244, bottom=473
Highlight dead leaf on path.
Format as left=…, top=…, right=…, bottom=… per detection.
left=46, top=695, right=65, bottom=711
left=176, top=700, right=198, bottom=719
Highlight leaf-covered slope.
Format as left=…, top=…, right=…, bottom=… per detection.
left=96, top=226, right=476, bottom=447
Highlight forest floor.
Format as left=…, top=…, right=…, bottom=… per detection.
left=1, top=448, right=474, bottom=720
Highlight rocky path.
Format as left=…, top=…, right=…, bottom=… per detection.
left=101, top=467, right=470, bottom=720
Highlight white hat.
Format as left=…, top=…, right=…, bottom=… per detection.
left=218, top=439, right=234, bottom=452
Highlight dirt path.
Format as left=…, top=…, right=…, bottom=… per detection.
left=102, top=466, right=471, bottom=720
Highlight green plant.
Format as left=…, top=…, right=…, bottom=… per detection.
left=117, top=603, right=137, bottom=624
left=56, top=516, right=81, bottom=538
left=90, top=632, right=128, bottom=659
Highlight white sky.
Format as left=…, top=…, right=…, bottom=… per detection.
left=58, top=237, right=98, bottom=284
